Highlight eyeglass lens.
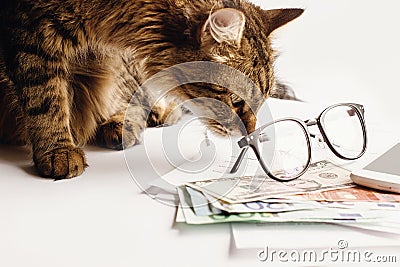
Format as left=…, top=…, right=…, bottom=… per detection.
left=320, top=105, right=365, bottom=159
left=258, top=120, right=310, bottom=180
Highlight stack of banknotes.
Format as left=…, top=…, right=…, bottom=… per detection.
left=176, top=160, right=400, bottom=225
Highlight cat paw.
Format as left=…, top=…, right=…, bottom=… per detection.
left=147, top=105, right=182, bottom=127
left=34, top=147, right=88, bottom=179
left=96, top=120, right=141, bottom=150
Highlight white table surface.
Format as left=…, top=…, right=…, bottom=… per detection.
left=1, top=1, right=400, bottom=266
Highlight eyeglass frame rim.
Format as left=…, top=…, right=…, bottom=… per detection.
left=230, top=102, right=367, bottom=182
left=311, top=102, right=367, bottom=160
left=232, top=117, right=312, bottom=182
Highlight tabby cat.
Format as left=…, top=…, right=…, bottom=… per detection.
left=0, top=0, right=303, bottom=179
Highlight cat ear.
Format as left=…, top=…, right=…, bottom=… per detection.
left=263, top=8, right=304, bottom=34
left=201, top=8, right=246, bottom=46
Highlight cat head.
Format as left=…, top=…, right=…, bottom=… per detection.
left=175, top=3, right=303, bottom=136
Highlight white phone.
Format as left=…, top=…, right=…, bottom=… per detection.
left=350, top=143, right=400, bottom=193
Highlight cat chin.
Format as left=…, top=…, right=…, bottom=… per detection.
left=202, top=120, right=243, bottom=138
left=207, top=126, right=229, bottom=137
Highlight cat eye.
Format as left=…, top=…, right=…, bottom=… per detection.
left=230, top=103, right=367, bottom=182
left=230, top=94, right=244, bottom=107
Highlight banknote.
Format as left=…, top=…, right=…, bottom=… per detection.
left=176, top=203, right=186, bottom=223
left=206, top=192, right=400, bottom=213
left=176, top=186, right=397, bottom=225
left=177, top=201, right=391, bottom=225
left=186, top=160, right=354, bottom=204
left=184, top=185, right=318, bottom=215
left=182, top=185, right=400, bottom=216
left=292, top=186, right=400, bottom=202
left=185, top=186, right=223, bottom=216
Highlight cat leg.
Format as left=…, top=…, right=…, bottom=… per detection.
left=13, top=53, right=87, bottom=179
left=0, top=89, right=27, bottom=145
left=0, top=67, right=27, bottom=145
left=95, top=106, right=145, bottom=150
left=96, top=101, right=182, bottom=150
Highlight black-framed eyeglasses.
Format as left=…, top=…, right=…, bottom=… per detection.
left=230, top=103, right=367, bottom=182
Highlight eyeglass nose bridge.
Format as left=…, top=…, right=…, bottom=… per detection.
left=311, top=133, right=327, bottom=149
left=305, top=119, right=318, bottom=127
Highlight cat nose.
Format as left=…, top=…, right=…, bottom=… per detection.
left=240, top=111, right=257, bottom=135
left=237, top=110, right=256, bottom=135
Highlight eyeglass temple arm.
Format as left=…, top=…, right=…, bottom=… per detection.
left=230, top=131, right=273, bottom=173
left=230, top=147, right=249, bottom=174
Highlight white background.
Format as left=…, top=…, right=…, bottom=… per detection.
left=255, top=0, right=400, bottom=129
left=1, top=1, right=400, bottom=267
